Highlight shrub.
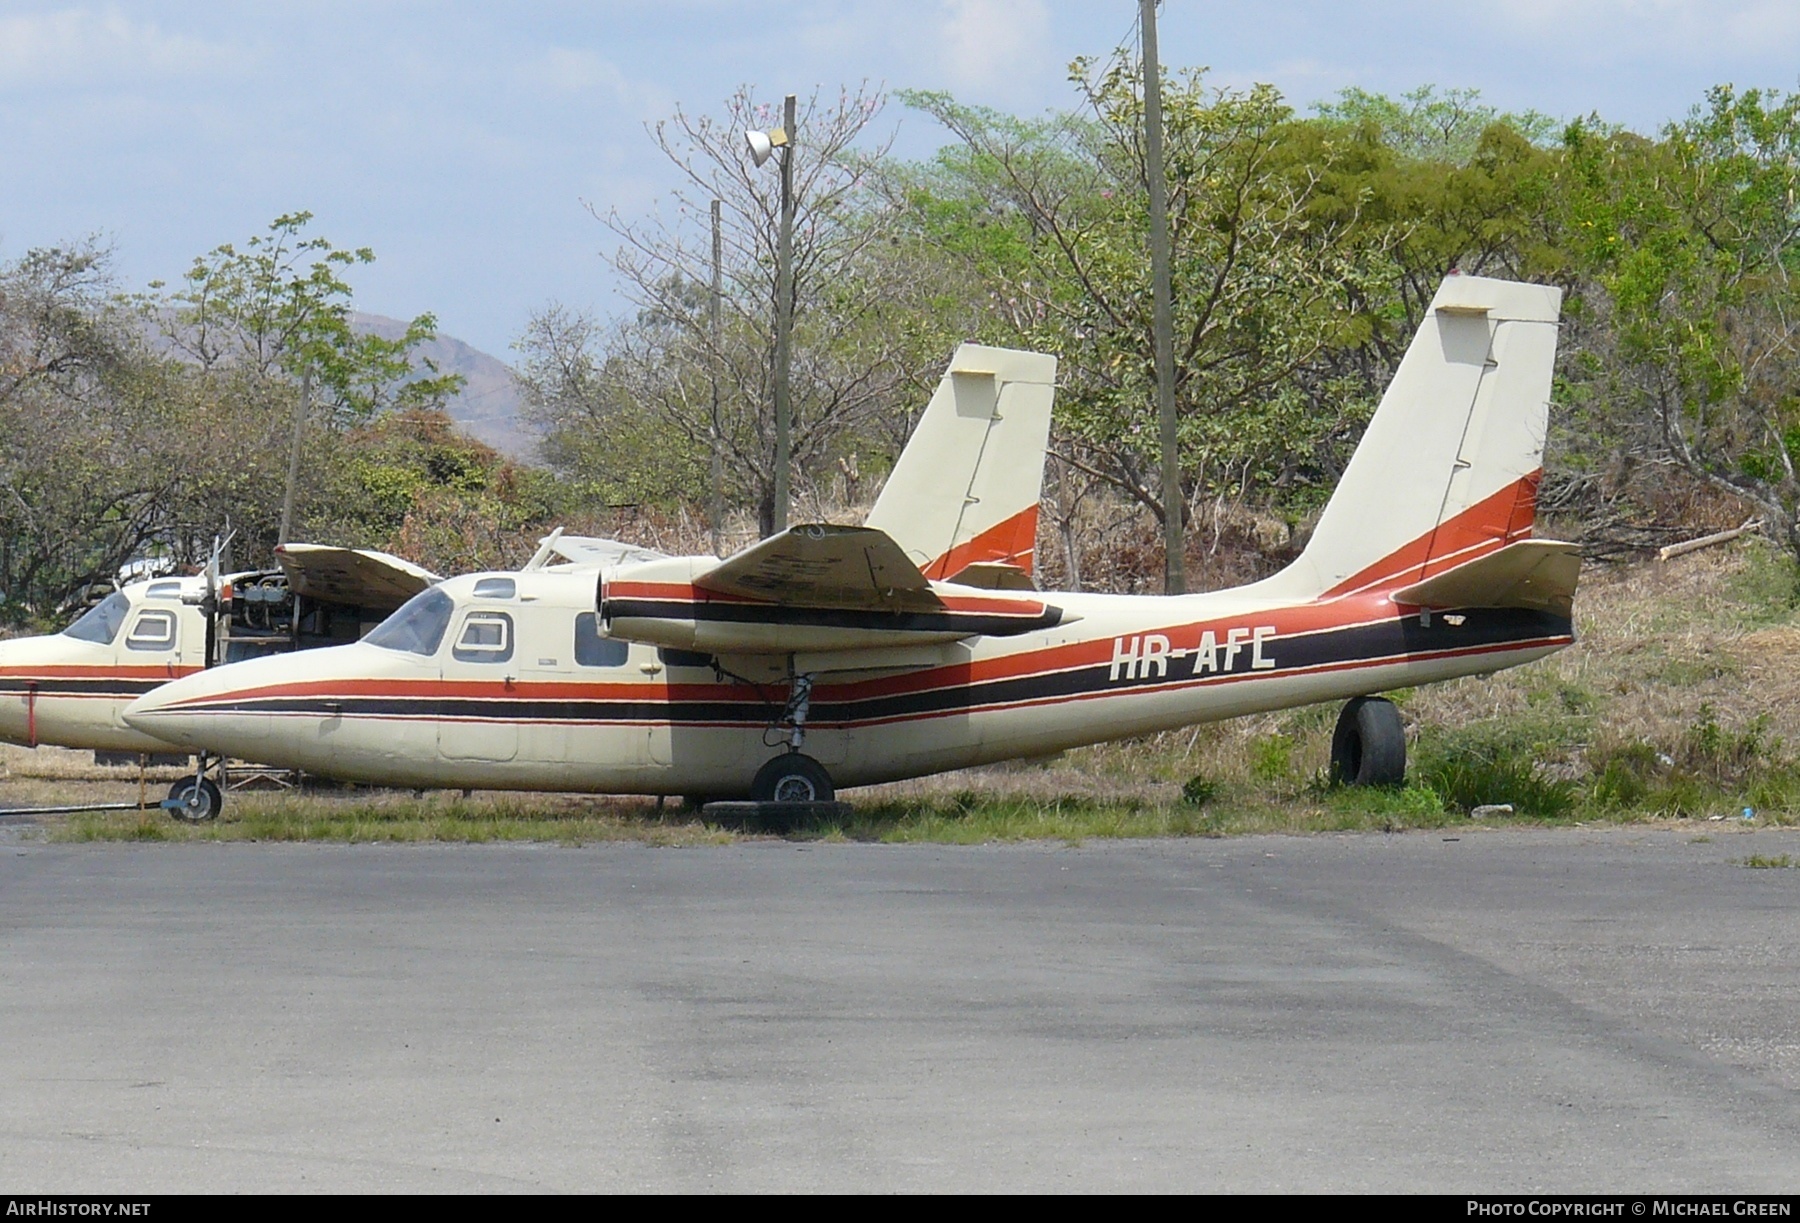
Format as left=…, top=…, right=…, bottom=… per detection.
left=1181, top=774, right=1219, bottom=806
left=1415, top=747, right=1576, bottom=817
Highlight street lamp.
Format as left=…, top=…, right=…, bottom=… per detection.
left=746, top=94, right=796, bottom=536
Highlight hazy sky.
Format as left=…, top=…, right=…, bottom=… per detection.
left=3, top=1, right=1798, bottom=358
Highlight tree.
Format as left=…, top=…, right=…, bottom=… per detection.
left=900, top=62, right=1384, bottom=530
left=0, top=243, right=188, bottom=623
left=1561, top=87, right=1800, bottom=560
left=141, top=213, right=466, bottom=563
left=146, top=211, right=462, bottom=428
left=522, top=85, right=939, bottom=536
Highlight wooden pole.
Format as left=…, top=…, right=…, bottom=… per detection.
left=1143, top=0, right=1184, bottom=594
left=710, top=198, right=725, bottom=556
left=278, top=366, right=312, bottom=547
left=771, top=93, right=796, bottom=536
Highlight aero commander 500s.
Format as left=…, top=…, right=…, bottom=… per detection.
left=126, top=276, right=1580, bottom=811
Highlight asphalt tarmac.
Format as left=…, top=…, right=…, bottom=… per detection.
left=1, top=827, right=1797, bottom=1193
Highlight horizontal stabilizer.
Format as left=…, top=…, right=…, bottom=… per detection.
left=946, top=562, right=1038, bottom=591
left=1390, top=540, right=1581, bottom=618
left=274, top=544, right=441, bottom=612
left=527, top=531, right=667, bottom=572
left=696, top=525, right=945, bottom=613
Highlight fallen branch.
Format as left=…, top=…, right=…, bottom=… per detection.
left=1657, top=517, right=1762, bottom=563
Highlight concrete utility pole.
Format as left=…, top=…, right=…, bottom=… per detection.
left=710, top=197, right=725, bottom=556
left=1143, top=0, right=1184, bottom=595
left=772, top=92, right=797, bottom=536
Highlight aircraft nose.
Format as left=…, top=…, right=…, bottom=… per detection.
left=122, top=681, right=208, bottom=750
left=0, top=640, right=30, bottom=743
left=124, top=665, right=272, bottom=755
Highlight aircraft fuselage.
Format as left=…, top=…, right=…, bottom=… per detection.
left=122, top=568, right=1572, bottom=794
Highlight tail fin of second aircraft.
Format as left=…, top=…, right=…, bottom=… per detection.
left=865, top=344, right=1056, bottom=580
left=1264, top=274, right=1564, bottom=602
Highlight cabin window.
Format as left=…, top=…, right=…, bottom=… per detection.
left=658, top=647, right=714, bottom=669
left=452, top=612, right=515, bottom=663
left=125, top=610, right=177, bottom=652
left=365, top=588, right=454, bottom=657
left=62, top=592, right=131, bottom=645
left=472, top=577, right=517, bottom=600
left=574, top=612, right=628, bottom=667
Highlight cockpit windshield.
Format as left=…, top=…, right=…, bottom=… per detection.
left=364, top=587, right=454, bottom=656
left=62, top=591, right=132, bottom=645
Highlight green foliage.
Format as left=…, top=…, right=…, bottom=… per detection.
left=1560, top=86, right=1800, bottom=558
left=0, top=242, right=198, bottom=622
left=900, top=69, right=1391, bottom=523
left=1418, top=751, right=1578, bottom=818
left=144, top=212, right=462, bottom=429
left=1249, top=733, right=1295, bottom=783
left=1180, top=774, right=1219, bottom=806
left=1412, top=717, right=1585, bottom=817
left=305, top=409, right=570, bottom=575
left=1314, top=86, right=1559, bottom=164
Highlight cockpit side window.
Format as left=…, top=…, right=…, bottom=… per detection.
left=574, top=612, right=628, bottom=667
left=125, top=610, right=177, bottom=652
left=364, top=588, right=454, bottom=657
left=452, top=611, right=514, bottom=664
left=62, top=591, right=131, bottom=645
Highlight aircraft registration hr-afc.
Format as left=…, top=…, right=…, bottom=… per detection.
left=124, top=275, right=1581, bottom=810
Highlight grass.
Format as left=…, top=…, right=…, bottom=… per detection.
left=1737, top=854, right=1796, bottom=869
left=13, top=544, right=1800, bottom=845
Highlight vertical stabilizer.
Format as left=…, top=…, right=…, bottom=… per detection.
left=865, top=344, right=1057, bottom=578
left=1265, top=275, right=1563, bottom=601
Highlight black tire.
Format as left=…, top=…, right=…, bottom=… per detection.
left=1330, top=697, right=1406, bottom=786
left=750, top=753, right=835, bottom=803
left=166, top=777, right=223, bottom=822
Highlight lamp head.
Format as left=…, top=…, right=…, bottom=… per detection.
left=744, top=127, right=789, bottom=167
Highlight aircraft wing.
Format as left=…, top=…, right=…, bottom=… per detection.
left=601, top=524, right=1065, bottom=657
left=274, top=544, right=442, bottom=612
left=1390, top=540, right=1580, bottom=618
left=535, top=533, right=668, bottom=571
left=695, top=524, right=944, bottom=612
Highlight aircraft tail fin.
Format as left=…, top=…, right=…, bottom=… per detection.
left=864, top=344, right=1056, bottom=579
left=1267, top=274, right=1564, bottom=602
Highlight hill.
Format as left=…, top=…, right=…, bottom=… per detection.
left=351, top=313, right=537, bottom=461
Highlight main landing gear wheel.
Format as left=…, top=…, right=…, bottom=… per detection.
left=751, top=753, right=835, bottom=803
left=1331, top=696, right=1407, bottom=787
left=166, top=776, right=223, bottom=822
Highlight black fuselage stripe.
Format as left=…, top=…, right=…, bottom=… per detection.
left=0, top=679, right=164, bottom=698
left=604, top=599, right=1061, bottom=636
left=170, top=609, right=1570, bottom=728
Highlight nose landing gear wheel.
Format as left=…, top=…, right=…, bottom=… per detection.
left=166, top=776, right=223, bottom=822
left=1331, top=696, right=1407, bottom=786
left=750, top=753, right=835, bottom=803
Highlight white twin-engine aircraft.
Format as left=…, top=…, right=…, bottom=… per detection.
left=124, top=275, right=1581, bottom=812
left=0, top=545, right=441, bottom=757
